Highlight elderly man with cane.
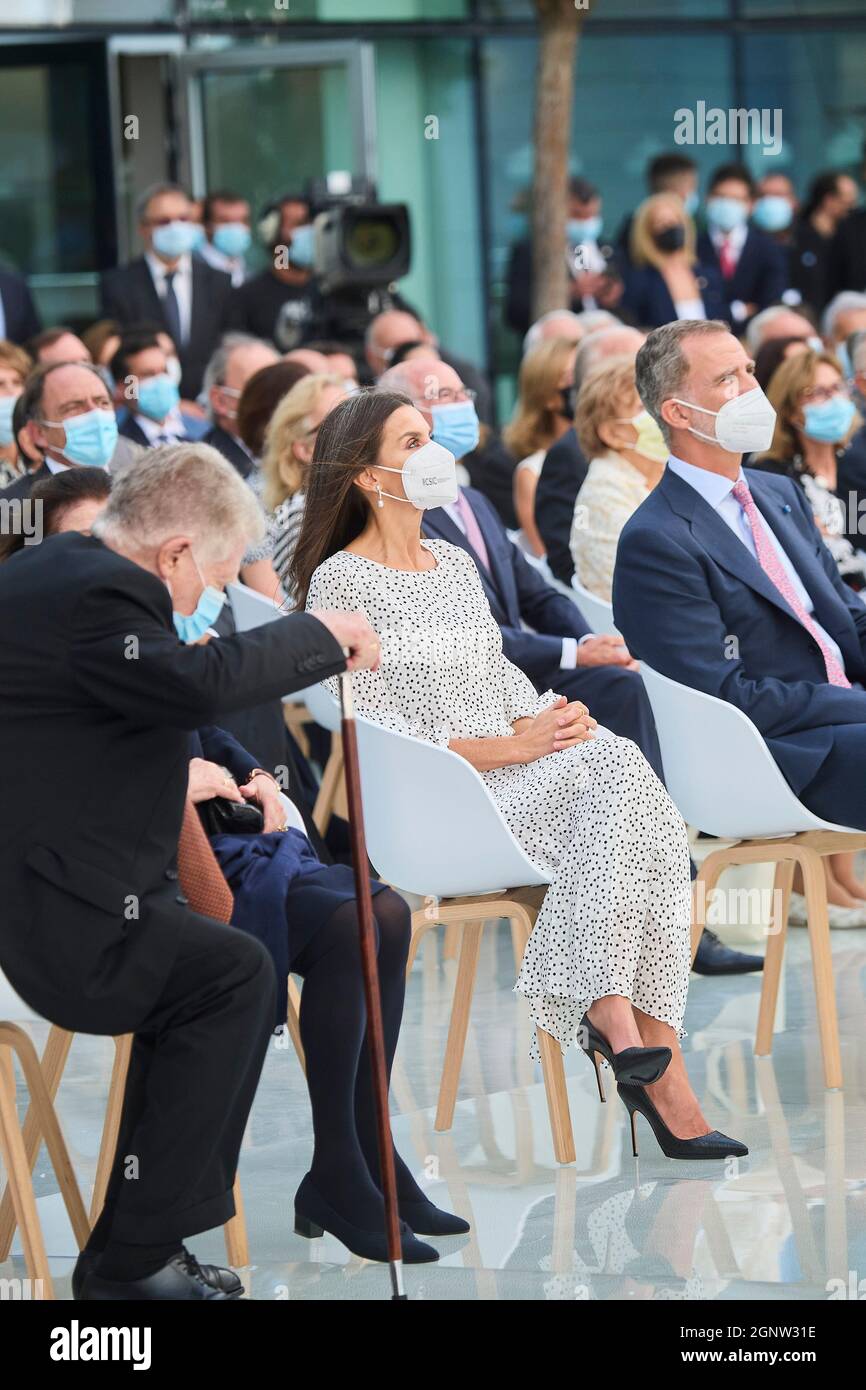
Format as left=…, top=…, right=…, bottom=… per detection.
left=0, top=443, right=379, bottom=1301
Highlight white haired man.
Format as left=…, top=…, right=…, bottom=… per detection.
left=0, top=443, right=378, bottom=1300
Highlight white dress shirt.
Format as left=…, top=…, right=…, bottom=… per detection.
left=130, top=406, right=188, bottom=445
left=145, top=251, right=192, bottom=345
left=667, top=453, right=846, bottom=670
left=198, top=241, right=247, bottom=289
left=443, top=499, right=587, bottom=670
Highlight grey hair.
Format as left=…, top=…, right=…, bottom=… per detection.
left=635, top=319, right=731, bottom=445
left=201, top=332, right=275, bottom=417
left=573, top=324, right=645, bottom=394
left=849, top=330, right=866, bottom=376
left=91, top=442, right=265, bottom=565
left=574, top=309, right=618, bottom=334
left=135, top=181, right=190, bottom=223
left=745, top=304, right=804, bottom=353
left=522, top=309, right=584, bottom=355
left=822, top=291, right=866, bottom=342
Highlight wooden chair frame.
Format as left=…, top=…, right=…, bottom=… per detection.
left=692, top=829, right=866, bottom=1089
left=407, top=886, right=576, bottom=1165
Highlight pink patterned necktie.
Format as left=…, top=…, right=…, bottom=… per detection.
left=454, top=489, right=491, bottom=573
left=731, top=478, right=850, bottom=688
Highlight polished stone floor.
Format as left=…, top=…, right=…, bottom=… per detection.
left=4, top=918, right=866, bottom=1301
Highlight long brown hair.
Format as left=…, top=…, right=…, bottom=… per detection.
left=289, top=387, right=413, bottom=608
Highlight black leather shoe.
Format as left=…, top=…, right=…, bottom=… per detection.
left=617, top=1083, right=749, bottom=1161
left=692, top=928, right=763, bottom=976
left=75, top=1249, right=244, bottom=1301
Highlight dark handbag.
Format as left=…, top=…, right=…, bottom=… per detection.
left=198, top=795, right=265, bottom=837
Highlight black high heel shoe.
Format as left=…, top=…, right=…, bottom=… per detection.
left=294, top=1174, right=440, bottom=1263
left=617, top=1083, right=748, bottom=1160
left=578, top=1011, right=672, bottom=1101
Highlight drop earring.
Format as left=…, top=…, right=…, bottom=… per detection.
left=376, top=483, right=384, bottom=509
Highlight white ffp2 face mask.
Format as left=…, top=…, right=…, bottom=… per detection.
left=670, top=384, right=777, bottom=454
left=375, top=439, right=459, bottom=510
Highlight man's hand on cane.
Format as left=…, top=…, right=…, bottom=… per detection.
left=311, top=610, right=382, bottom=673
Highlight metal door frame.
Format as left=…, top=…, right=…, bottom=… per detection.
left=178, top=40, right=378, bottom=199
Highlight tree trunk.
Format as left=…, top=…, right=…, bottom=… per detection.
left=531, top=0, right=587, bottom=321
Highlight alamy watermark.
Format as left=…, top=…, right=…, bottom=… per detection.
left=674, top=101, right=782, bottom=157
left=0, top=497, right=42, bottom=545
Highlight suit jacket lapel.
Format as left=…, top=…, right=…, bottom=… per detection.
left=133, top=259, right=165, bottom=324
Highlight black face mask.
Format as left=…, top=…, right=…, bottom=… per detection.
left=558, top=386, right=575, bottom=420
left=653, top=225, right=686, bottom=253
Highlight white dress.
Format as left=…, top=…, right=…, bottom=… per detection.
left=306, top=539, right=692, bottom=1057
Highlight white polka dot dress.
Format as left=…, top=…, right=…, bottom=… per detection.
left=306, top=540, right=692, bottom=1058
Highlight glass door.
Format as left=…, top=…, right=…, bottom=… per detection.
left=180, top=41, right=377, bottom=245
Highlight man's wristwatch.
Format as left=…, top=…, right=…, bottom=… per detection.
left=247, top=767, right=278, bottom=786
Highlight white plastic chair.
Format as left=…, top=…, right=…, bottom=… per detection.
left=351, top=712, right=576, bottom=1164
left=570, top=575, right=621, bottom=638
left=227, top=581, right=344, bottom=831
left=639, top=662, right=866, bottom=1088
left=0, top=971, right=90, bottom=1298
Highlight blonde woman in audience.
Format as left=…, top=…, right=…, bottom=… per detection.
left=504, top=337, right=578, bottom=558
left=262, top=372, right=349, bottom=589
left=292, top=388, right=747, bottom=1162
left=570, top=356, right=668, bottom=602
left=621, top=194, right=726, bottom=328
left=0, top=340, right=32, bottom=487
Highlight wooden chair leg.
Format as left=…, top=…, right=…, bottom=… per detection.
left=90, top=1034, right=133, bottom=1225
left=435, top=920, right=485, bottom=1132
left=312, top=735, right=344, bottom=837
left=755, top=858, right=793, bottom=1057
left=536, top=1025, right=576, bottom=1165
left=692, top=849, right=731, bottom=963
left=286, top=976, right=306, bottom=1075
left=406, top=914, right=439, bottom=974
left=0, top=1038, right=54, bottom=1299
left=0, top=1024, right=73, bottom=1261
left=223, top=1174, right=249, bottom=1267
left=442, top=923, right=460, bottom=961
left=6, top=1025, right=90, bottom=1251
left=510, top=918, right=526, bottom=976
left=801, top=848, right=843, bottom=1089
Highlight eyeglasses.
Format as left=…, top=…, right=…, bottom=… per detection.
left=418, top=387, right=476, bottom=405
left=801, top=383, right=848, bottom=405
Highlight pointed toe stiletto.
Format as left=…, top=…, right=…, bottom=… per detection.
left=578, top=1011, right=672, bottom=1101
left=616, top=1083, right=749, bottom=1160
left=293, top=1174, right=440, bottom=1263
left=398, top=1197, right=470, bottom=1236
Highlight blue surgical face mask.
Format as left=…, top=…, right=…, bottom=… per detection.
left=802, top=394, right=857, bottom=444
left=0, top=392, right=20, bottom=446
left=567, top=216, right=602, bottom=244
left=430, top=401, right=480, bottom=460
left=683, top=190, right=700, bottom=217
left=752, top=195, right=793, bottom=233
left=189, top=223, right=207, bottom=253
left=152, top=220, right=200, bottom=259
left=136, top=373, right=180, bottom=422
left=706, top=196, right=749, bottom=233
left=172, top=550, right=226, bottom=643
left=212, top=222, right=251, bottom=259
left=42, top=407, right=118, bottom=468
left=289, top=224, right=315, bottom=268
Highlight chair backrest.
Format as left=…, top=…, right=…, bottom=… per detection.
left=639, top=662, right=854, bottom=838
left=0, top=970, right=42, bottom=1024
left=353, top=714, right=550, bottom=898
left=227, top=580, right=284, bottom=633
left=570, top=575, right=620, bottom=638
left=301, top=681, right=342, bottom=732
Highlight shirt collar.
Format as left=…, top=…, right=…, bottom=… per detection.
left=145, top=250, right=191, bottom=283
left=710, top=221, right=748, bottom=254
left=667, top=453, right=745, bottom=510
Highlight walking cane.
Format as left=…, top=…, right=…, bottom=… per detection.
left=338, top=666, right=407, bottom=1301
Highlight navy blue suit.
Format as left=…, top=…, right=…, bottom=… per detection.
left=620, top=261, right=728, bottom=328
left=423, top=487, right=664, bottom=779
left=613, top=465, right=866, bottom=827
left=697, top=227, right=788, bottom=320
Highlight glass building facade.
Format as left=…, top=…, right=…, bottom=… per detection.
left=0, top=0, right=864, bottom=400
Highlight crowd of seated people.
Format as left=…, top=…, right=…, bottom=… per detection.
left=3, top=149, right=866, bottom=1275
